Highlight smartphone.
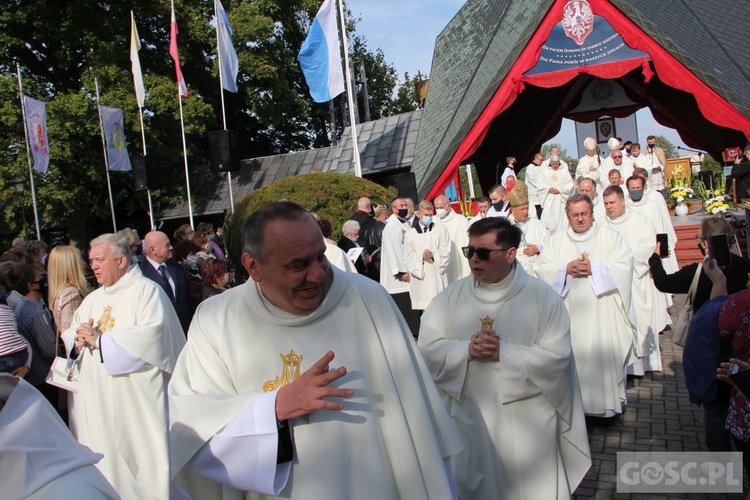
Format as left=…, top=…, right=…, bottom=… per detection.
left=708, top=233, right=732, bottom=267
left=656, top=233, right=669, bottom=257
left=730, top=369, right=750, bottom=399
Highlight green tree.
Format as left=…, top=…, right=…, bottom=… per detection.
left=654, top=135, right=678, bottom=159
left=0, top=0, right=403, bottom=245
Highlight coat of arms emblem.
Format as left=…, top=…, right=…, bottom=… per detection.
left=562, top=0, right=594, bottom=46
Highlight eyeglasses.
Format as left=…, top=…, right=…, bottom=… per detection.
left=461, top=246, right=509, bottom=260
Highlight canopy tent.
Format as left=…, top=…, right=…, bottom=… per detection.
left=413, top=0, right=750, bottom=199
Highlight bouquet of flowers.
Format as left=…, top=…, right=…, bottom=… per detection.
left=669, top=186, right=694, bottom=204
left=704, top=195, right=730, bottom=215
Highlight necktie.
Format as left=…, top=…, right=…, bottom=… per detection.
left=158, top=264, right=175, bottom=301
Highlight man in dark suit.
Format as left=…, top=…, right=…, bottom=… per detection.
left=140, top=231, right=192, bottom=333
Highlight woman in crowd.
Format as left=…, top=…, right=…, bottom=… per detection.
left=117, top=227, right=142, bottom=265
left=200, top=258, right=231, bottom=300
left=47, top=245, right=90, bottom=433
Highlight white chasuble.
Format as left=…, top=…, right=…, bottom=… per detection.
left=509, top=216, right=548, bottom=278
left=324, top=241, right=355, bottom=273
left=627, top=192, right=678, bottom=274
left=535, top=224, right=637, bottom=416
left=604, top=209, right=670, bottom=373
left=435, top=210, right=472, bottom=284
left=60, top=266, right=185, bottom=500
left=404, top=223, right=452, bottom=310
left=576, top=154, right=603, bottom=188
left=169, top=268, right=461, bottom=500
left=418, top=266, right=591, bottom=500
left=537, top=166, right=574, bottom=233
left=379, top=214, right=409, bottom=294
left=0, top=375, right=119, bottom=500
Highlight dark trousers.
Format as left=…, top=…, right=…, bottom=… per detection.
left=703, top=400, right=732, bottom=451
left=391, top=292, right=421, bottom=337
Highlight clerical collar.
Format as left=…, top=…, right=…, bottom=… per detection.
left=475, top=262, right=517, bottom=291
left=607, top=208, right=629, bottom=225
left=568, top=223, right=597, bottom=242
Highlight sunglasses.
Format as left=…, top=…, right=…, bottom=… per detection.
left=462, top=246, right=509, bottom=260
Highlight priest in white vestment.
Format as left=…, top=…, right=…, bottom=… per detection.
left=602, top=186, right=670, bottom=374
left=418, top=217, right=591, bottom=499
left=535, top=155, right=574, bottom=233
left=433, top=195, right=472, bottom=284
left=168, top=202, right=461, bottom=500
left=576, top=177, right=606, bottom=222
left=0, top=374, right=119, bottom=500
left=61, top=233, right=186, bottom=500
left=523, top=153, right=544, bottom=218
left=576, top=137, right=604, bottom=189
left=404, top=200, right=452, bottom=310
left=535, top=194, right=638, bottom=417
left=626, top=173, right=679, bottom=274
left=506, top=181, right=548, bottom=277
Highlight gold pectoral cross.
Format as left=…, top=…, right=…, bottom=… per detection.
left=96, top=306, right=115, bottom=333
left=263, top=350, right=303, bottom=392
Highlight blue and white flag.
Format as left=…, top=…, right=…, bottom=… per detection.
left=101, top=106, right=132, bottom=172
left=298, top=0, right=344, bottom=103
left=215, top=0, right=239, bottom=93
left=23, top=95, right=49, bottom=173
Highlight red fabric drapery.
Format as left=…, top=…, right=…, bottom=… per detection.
left=426, top=0, right=750, bottom=199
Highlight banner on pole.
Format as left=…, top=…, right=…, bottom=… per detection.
left=298, top=0, right=345, bottom=103
left=215, top=0, right=239, bottom=93
left=101, top=106, right=132, bottom=172
left=131, top=11, right=146, bottom=108
left=23, top=95, right=49, bottom=173
left=170, top=6, right=189, bottom=99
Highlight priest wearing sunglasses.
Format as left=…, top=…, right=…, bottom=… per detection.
left=418, top=217, right=591, bottom=500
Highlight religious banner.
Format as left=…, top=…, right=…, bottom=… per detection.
left=23, top=95, right=49, bottom=173
left=525, top=0, right=649, bottom=76
left=101, top=106, right=132, bottom=172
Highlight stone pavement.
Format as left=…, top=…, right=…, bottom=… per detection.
left=573, top=295, right=747, bottom=499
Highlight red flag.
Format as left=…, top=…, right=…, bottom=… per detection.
left=170, top=6, right=189, bottom=99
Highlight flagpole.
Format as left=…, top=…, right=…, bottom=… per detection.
left=94, top=78, right=118, bottom=232
left=16, top=63, right=42, bottom=241
left=336, top=0, right=362, bottom=178
left=139, top=110, right=155, bottom=231
left=215, top=0, right=235, bottom=214
left=177, top=93, right=194, bottom=229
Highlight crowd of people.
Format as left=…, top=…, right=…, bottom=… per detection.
left=1, top=138, right=750, bottom=499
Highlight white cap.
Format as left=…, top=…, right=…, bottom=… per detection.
left=607, top=137, right=620, bottom=151
left=583, top=137, right=596, bottom=150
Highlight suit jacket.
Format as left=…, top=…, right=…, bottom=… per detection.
left=139, top=259, right=192, bottom=334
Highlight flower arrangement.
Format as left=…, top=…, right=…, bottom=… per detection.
left=704, top=195, right=730, bottom=215
left=669, top=186, right=694, bottom=204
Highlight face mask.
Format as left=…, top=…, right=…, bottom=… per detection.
left=629, top=189, right=644, bottom=202
left=350, top=236, right=358, bottom=243
left=421, top=216, right=433, bottom=226
left=186, top=255, right=199, bottom=266
left=493, top=201, right=505, bottom=212
left=208, top=232, right=216, bottom=241
left=648, top=144, right=655, bottom=151
left=436, top=208, right=448, bottom=219
left=397, top=208, right=408, bottom=219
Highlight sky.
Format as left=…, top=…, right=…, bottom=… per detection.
left=346, top=0, right=688, bottom=159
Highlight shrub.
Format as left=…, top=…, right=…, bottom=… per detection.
left=225, top=172, right=394, bottom=277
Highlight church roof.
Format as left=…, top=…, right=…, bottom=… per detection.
left=412, top=0, right=750, bottom=198
left=158, top=110, right=422, bottom=220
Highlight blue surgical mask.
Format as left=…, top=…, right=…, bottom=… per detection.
left=421, top=216, right=433, bottom=226
left=629, top=189, right=644, bottom=202
left=350, top=236, right=358, bottom=243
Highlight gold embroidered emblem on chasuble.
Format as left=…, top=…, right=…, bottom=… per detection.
left=96, top=306, right=115, bottom=333
left=263, top=350, right=303, bottom=392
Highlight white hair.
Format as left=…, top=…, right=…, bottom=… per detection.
left=342, top=220, right=360, bottom=236
left=90, top=233, right=130, bottom=258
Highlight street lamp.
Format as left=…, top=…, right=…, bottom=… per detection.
left=12, top=177, right=27, bottom=235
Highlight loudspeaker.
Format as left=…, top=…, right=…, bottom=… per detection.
left=207, top=130, right=241, bottom=172
left=131, top=156, right=164, bottom=191
left=396, top=172, right=419, bottom=203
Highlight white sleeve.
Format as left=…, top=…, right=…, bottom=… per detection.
left=549, top=264, right=571, bottom=296
left=99, top=333, right=150, bottom=376
left=187, top=391, right=291, bottom=495
left=589, top=261, right=618, bottom=296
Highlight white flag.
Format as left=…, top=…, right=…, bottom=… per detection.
left=23, top=95, right=50, bottom=173
left=101, top=106, right=132, bottom=172
left=130, top=11, right=146, bottom=108
left=215, top=0, right=239, bottom=93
